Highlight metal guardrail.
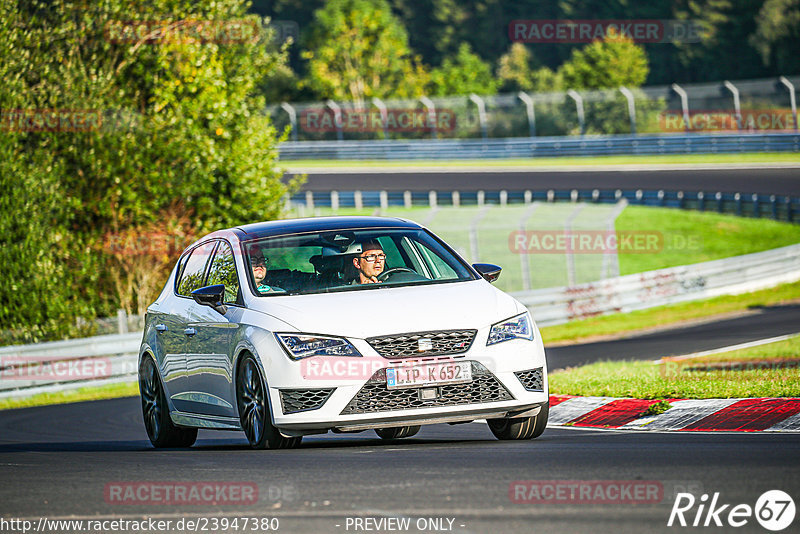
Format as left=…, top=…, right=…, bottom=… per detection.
left=278, top=133, right=800, bottom=160
left=2, top=244, right=799, bottom=399
left=517, top=243, right=800, bottom=326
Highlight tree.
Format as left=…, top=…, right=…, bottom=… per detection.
left=751, top=0, right=800, bottom=74
left=0, top=0, right=299, bottom=340
left=497, top=43, right=563, bottom=93
left=301, top=0, right=428, bottom=103
left=429, top=42, right=499, bottom=96
left=559, top=34, right=649, bottom=90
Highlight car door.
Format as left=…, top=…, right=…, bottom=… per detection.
left=182, top=240, right=242, bottom=418
left=168, top=241, right=217, bottom=413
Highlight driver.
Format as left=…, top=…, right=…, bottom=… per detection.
left=351, top=240, right=385, bottom=284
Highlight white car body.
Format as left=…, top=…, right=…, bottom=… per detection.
left=138, top=216, right=548, bottom=448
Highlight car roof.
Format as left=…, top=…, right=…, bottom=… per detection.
left=232, top=216, right=422, bottom=241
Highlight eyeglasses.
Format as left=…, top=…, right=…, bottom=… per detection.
left=359, top=253, right=386, bottom=263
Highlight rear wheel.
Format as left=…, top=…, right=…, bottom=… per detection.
left=236, top=355, right=302, bottom=450
left=139, top=356, right=198, bottom=448
left=375, top=426, right=421, bottom=439
left=487, top=403, right=548, bottom=440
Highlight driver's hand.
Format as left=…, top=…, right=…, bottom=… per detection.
left=365, top=276, right=381, bottom=284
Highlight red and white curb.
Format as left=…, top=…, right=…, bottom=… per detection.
left=548, top=395, right=800, bottom=432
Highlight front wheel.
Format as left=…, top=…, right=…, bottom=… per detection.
left=139, top=356, right=198, bottom=448
left=236, top=355, right=302, bottom=450
left=375, top=426, right=421, bottom=439
left=487, top=403, right=548, bottom=440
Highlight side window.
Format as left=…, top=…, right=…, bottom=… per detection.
left=176, top=242, right=216, bottom=297
left=207, top=241, right=240, bottom=304
left=415, top=241, right=458, bottom=279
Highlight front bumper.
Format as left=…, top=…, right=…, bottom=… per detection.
left=260, top=329, right=549, bottom=433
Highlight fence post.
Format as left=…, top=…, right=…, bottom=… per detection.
left=404, top=190, right=412, bottom=209
left=658, top=190, right=665, bottom=206
left=469, top=94, right=488, bottom=140
left=518, top=92, right=536, bottom=137
left=354, top=190, right=363, bottom=210
left=752, top=194, right=759, bottom=218
left=331, top=190, right=339, bottom=211
left=429, top=190, right=438, bottom=208
left=735, top=193, right=742, bottom=216
left=280, top=102, right=298, bottom=141
left=671, top=83, right=690, bottom=133
left=117, top=309, right=128, bottom=335
left=477, top=190, right=485, bottom=207
left=567, top=90, right=586, bottom=136
left=771, top=195, right=778, bottom=219
left=524, top=190, right=532, bottom=204
left=325, top=99, right=344, bottom=141
left=697, top=191, right=705, bottom=211
left=305, top=191, right=314, bottom=210
left=716, top=192, right=723, bottom=213
left=380, top=190, right=388, bottom=210
left=677, top=190, right=684, bottom=209
left=619, top=86, right=637, bottom=134
left=420, top=96, right=438, bottom=139
left=778, top=77, right=798, bottom=132
left=722, top=81, right=742, bottom=130
left=500, top=190, right=508, bottom=206
left=371, top=97, right=390, bottom=139
left=452, top=191, right=460, bottom=207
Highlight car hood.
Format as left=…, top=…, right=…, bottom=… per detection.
left=247, top=280, right=522, bottom=339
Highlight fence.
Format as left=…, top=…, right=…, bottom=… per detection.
left=2, top=243, right=799, bottom=399
left=290, top=188, right=800, bottom=224
left=270, top=76, right=800, bottom=143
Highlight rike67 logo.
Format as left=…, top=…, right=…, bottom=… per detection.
left=668, top=490, right=795, bottom=531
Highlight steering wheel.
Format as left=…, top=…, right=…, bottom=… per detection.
left=377, top=267, right=416, bottom=282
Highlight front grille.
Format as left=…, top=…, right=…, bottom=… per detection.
left=514, top=368, right=544, bottom=392
left=340, top=361, right=513, bottom=415
left=367, top=329, right=477, bottom=358
left=279, top=388, right=335, bottom=414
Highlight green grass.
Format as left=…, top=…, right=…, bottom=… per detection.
left=0, top=381, right=139, bottom=411
left=615, top=207, right=800, bottom=275
left=540, top=279, right=800, bottom=344
left=281, top=152, right=800, bottom=169
left=549, top=335, right=800, bottom=399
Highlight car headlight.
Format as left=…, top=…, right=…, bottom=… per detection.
left=487, top=312, right=533, bottom=346
left=275, top=333, right=362, bottom=360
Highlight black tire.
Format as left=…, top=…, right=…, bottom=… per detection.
left=487, top=403, right=549, bottom=440
left=236, top=355, right=302, bottom=450
left=139, top=356, right=198, bottom=448
left=375, top=425, right=421, bottom=439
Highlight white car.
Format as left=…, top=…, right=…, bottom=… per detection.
left=138, top=216, right=549, bottom=449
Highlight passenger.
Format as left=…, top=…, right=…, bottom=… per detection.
left=351, top=240, right=386, bottom=284
left=250, top=252, right=284, bottom=294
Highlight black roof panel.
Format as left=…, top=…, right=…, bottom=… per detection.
left=234, top=216, right=421, bottom=240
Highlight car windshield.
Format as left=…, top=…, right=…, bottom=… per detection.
left=243, top=227, right=476, bottom=296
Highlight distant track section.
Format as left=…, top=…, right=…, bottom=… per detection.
left=289, top=166, right=800, bottom=196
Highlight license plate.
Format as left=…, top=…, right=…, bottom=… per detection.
left=386, top=361, right=472, bottom=389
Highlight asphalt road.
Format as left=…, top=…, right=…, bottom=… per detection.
left=546, top=303, right=800, bottom=370
left=1, top=397, right=799, bottom=534
left=290, top=166, right=800, bottom=196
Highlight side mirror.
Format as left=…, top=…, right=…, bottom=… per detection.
left=473, top=263, right=502, bottom=283
left=191, top=284, right=228, bottom=315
